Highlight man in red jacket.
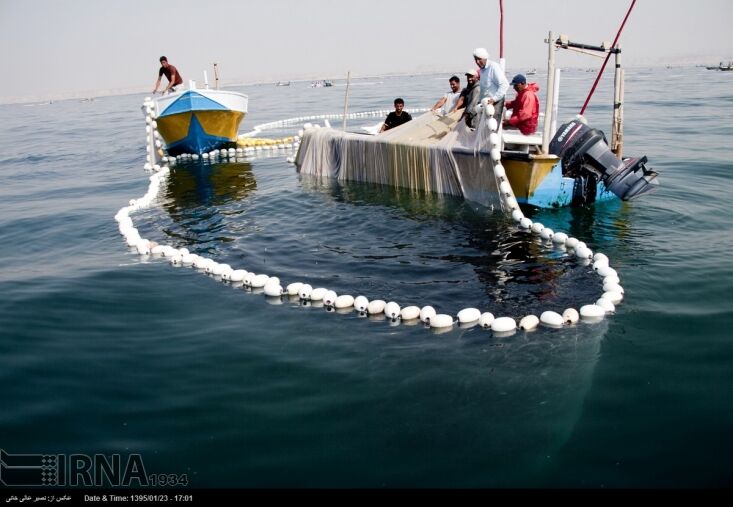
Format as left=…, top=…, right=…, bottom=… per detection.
left=504, top=74, right=540, bottom=135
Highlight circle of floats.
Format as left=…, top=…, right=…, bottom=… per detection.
left=123, top=99, right=624, bottom=336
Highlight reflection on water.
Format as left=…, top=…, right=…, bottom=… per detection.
left=151, top=161, right=257, bottom=249
left=164, top=160, right=257, bottom=208
left=297, top=174, right=605, bottom=316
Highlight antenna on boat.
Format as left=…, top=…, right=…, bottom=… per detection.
left=499, top=0, right=505, bottom=71
left=342, top=70, right=352, bottom=131
left=612, top=48, right=625, bottom=158
left=203, top=70, right=209, bottom=90
left=541, top=31, right=557, bottom=154
left=213, top=62, right=220, bottom=90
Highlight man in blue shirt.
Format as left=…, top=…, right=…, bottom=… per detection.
left=473, top=47, right=509, bottom=123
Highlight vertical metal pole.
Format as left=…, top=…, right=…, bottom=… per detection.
left=550, top=67, right=561, bottom=137
left=612, top=49, right=622, bottom=155
left=342, top=71, right=351, bottom=131
left=213, top=63, right=220, bottom=90
left=203, top=70, right=209, bottom=90
left=617, top=68, right=625, bottom=159
left=542, top=31, right=556, bottom=154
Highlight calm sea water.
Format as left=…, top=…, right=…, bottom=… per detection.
left=1, top=67, right=732, bottom=488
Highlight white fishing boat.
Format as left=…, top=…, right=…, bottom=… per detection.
left=150, top=81, right=248, bottom=156
left=295, top=6, right=658, bottom=208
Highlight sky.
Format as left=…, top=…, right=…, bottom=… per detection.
left=1, top=0, right=732, bottom=103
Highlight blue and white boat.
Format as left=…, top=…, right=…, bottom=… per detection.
left=152, top=85, right=248, bottom=156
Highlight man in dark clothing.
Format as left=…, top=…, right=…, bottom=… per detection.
left=153, top=56, right=183, bottom=95
left=379, top=98, right=413, bottom=133
left=460, top=69, right=481, bottom=128
left=504, top=74, right=540, bottom=135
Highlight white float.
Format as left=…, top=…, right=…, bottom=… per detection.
left=334, top=295, right=355, bottom=309
left=385, top=302, right=401, bottom=320
left=323, top=290, right=338, bottom=306
left=354, top=296, right=369, bottom=312
left=491, top=317, right=516, bottom=333
left=310, top=287, right=328, bottom=301
left=367, top=299, right=386, bottom=315
left=540, top=311, right=564, bottom=327
left=430, top=314, right=454, bottom=329
left=601, top=290, right=623, bottom=304
left=400, top=306, right=420, bottom=320
left=420, top=306, right=436, bottom=323
left=457, top=308, right=481, bottom=324
left=479, top=312, right=495, bottom=329
left=596, top=298, right=615, bottom=313
left=580, top=304, right=606, bottom=321
left=250, top=275, right=270, bottom=289
left=563, top=308, right=580, bottom=324
left=264, top=283, right=283, bottom=297
left=519, top=315, right=539, bottom=330
left=299, top=284, right=313, bottom=300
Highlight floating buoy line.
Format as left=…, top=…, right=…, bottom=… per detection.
left=244, top=108, right=430, bottom=135
left=121, top=99, right=625, bottom=336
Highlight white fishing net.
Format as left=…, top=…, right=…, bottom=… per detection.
left=295, top=110, right=507, bottom=210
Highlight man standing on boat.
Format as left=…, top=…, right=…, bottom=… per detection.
left=473, top=47, right=509, bottom=122
left=379, top=98, right=413, bottom=133
left=460, top=69, right=481, bottom=128
left=503, top=74, right=540, bottom=135
left=152, top=56, right=183, bottom=95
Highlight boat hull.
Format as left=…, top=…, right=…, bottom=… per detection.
left=502, top=154, right=615, bottom=207
left=154, top=89, right=248, bottom=155
left=294, top=113, right=618, bottom=209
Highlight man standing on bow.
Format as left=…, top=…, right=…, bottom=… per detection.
left=473, top=47, right=509, bottom=123
left=152, top=56, right=183, bottom=95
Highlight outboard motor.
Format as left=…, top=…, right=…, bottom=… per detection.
left=549, top=120, right=659, bottom=203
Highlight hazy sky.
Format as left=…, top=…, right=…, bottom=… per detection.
left=1, top=0, right=731, bottom=102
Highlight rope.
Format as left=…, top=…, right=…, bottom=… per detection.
left=579, top=0, right=637, bottom=116
left=499, top=0, right=504, bottom=59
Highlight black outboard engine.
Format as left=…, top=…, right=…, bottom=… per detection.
left=549, top=120, right=659, bottom=204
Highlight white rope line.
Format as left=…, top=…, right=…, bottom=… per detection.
left=119, top=100, right=624, bottom=336
left=242, top=108, right=431, bottom=136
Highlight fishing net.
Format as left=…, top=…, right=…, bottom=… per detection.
left=295, top=110, right=506, bottom=210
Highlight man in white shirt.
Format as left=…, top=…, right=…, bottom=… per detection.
left=473, top=47, right=509, bottom=122
left=430, top=75, right=462, bottom=116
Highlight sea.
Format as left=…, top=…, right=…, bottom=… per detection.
left=0, top=67, right=731, bottom=489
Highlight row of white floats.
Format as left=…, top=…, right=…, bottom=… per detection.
left=248, top=108, right=430, bottom=134
left=473, top=99, right=624, bottom=331
left=121, top=100, right=625, bottom=336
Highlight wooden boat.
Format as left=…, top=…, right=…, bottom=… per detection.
left=152, top=85, right=248, bottom=156
left=295, top=29, right=657, bottom=208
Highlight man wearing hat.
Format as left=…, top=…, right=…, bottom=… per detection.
left=458, top=69, right=481, bottom=128
left=473, top=47, right=509, bottom=122
left=504, top=74, right=540, bottom=135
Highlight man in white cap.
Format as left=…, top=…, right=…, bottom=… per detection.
left=473, top=47, right=509, bottom=122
